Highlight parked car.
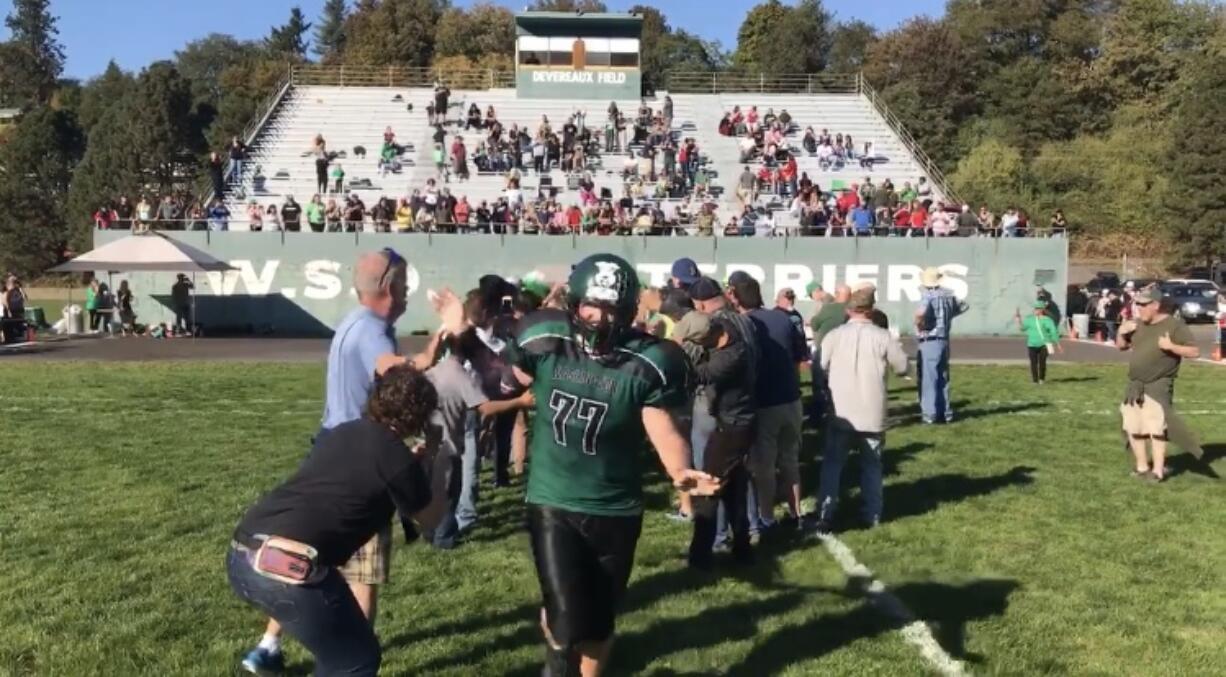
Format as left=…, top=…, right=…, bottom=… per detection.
left=1160, top=280, right=1220, bottom=323
left=1085, top=271, right=1121, bottom=295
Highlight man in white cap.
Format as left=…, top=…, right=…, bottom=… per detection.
left=809, top=284, right=908, bottom=533
left=914, top=267, right=968, bottom=424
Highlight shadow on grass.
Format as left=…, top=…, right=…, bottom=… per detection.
left=623, top=577, right=1020, bottom=675
left=880, top=466, right=1037, bottom=525
left=1202, top=443, right=1226, bottom=465
left=882, top=442, right=934, bottom=477
left=393, top=563, right=721, bottom=673
left=1046, top=375, right=1101, bottom=383
left=1168, top=443, right=1223, bottom=480
left=892, top=401, right=1049, bottom=427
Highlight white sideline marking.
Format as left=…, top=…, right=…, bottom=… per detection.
left=817, top=533, right=967, bottom=676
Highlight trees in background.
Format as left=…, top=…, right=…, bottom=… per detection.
left=266, top=7, right=312, bottom=60
left=0, top=108, right=83, bottom=275
left=857, top=0, right=1224, bottom=254
left=1164, top=31, right=1226, bottom=266
left=341, top=0, right=446, bottom=67
left=734, top=0, right=832, bottom=75
left=0, top=0, right=64, bottom=107
left=433, top=2, right=517, bottom=73
left=313, top=0, right=349, bottom=63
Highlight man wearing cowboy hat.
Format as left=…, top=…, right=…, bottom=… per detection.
left=914, top=267, right=968, bottom=424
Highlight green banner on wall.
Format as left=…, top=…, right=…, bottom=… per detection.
left=93, top=232, right=1067, bottom=337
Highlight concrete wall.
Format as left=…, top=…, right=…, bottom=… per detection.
left=95, top=232, right=1067, bottom=337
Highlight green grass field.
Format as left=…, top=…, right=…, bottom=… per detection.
left=1, top=362, right=1224, bottom=676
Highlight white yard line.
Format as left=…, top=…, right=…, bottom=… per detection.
left=817, top=533, right=967, bottom=676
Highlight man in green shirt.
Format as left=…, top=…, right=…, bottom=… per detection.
left=1015, top=300, right=1062, bottom=384
left=508, top=253, right=718, bottom=677
left=808, top=283, right=850, bottom=420
left=1115, top=287, right=1201, bottom=482
left=811, top=283, right=851, bottom=347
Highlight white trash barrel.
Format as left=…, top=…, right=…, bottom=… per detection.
left=1073, top=313, right=1089, bottom=339
left=64, top=304, right=84, bottom=335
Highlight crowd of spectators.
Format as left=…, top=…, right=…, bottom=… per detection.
left=91, top=177, right=1069, bottom=237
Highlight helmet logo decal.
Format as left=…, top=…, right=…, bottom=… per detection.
left=585, top=261, right=625, bottom=304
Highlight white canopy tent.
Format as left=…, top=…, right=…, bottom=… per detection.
left=49, top=232, right=235, bottom=335
left=50, top=232, right=235, bottom=273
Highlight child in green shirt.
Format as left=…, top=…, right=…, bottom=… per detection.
left=1016, top=301, right=1062, bottom=384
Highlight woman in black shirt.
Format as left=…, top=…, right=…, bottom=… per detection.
left=117, top=280, right=136, bottom=335
left=227, top=365, right=438, bottom=677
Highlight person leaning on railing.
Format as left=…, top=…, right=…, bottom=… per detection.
left=94, top=204, right=117, bottom=230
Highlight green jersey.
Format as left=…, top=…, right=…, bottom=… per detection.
left=508, top=309, right=689, bottom=516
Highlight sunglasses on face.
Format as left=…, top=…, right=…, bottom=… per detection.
left=378, top=247, right=405, bottom=289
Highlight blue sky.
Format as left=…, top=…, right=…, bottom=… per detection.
left=0, top=0, right=946, bottom=80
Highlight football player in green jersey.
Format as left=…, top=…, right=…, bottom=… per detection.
left=507, top=253, right=719, bottom=677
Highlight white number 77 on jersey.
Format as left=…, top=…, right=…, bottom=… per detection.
left=549, top=389, right=609, bottom=456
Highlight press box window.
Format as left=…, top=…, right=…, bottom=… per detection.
left=610, top=52, right=639, bottom=67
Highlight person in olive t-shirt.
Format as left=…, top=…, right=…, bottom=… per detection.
left=808, top=283, right=850, bottom=417
left=1115, top=287, right=1201, bottom=482
left=507, top=253, right=718, bottom=677
left=811, top=284, right=851, bottom=350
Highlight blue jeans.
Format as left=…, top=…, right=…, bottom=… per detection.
left=690, top=397, right=724, bottom=549
left=917, top=339, right=953, bottom=422
left=226, top=547, right=379, bottom=676
left=228, top=158, right=244, bottom=184
left=690, top=395, right=716, bottom=470
left=818, top=427, right=884, bottom=523
left=456, top=411, right=480, bottom=531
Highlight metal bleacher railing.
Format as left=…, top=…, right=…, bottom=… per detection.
left=854, top=73, right=960, bottom=206
left=291, top=64, right=517, bottom=90
left=665, top=72, right=858, bottom=95
left=198, top=67, right=295, bottom=205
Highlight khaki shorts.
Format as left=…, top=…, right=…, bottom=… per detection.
left=1120, top=399, right=1166, bottom=438
left=338, top=524, right=392, bottom=585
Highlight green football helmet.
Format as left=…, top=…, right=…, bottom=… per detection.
left=567, top=253, right=640, bottom=355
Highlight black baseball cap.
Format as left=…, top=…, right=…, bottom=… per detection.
left=688, top=277, right=723, bottom=302
left=727, top=270, right=753, bottom=286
